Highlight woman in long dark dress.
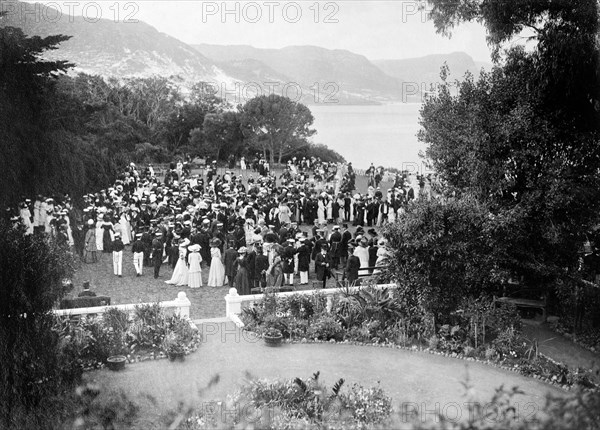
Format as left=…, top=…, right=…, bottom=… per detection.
left=266, top=245, right=284, bottom=288
left=234, top=247, right=250, bottom=295
left=102, top=219, right=114, bottom=253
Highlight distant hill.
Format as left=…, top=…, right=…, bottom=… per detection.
left=194, top=44, right=403, bottom=104
left=1, top=1, right=489, bottom=105
left=374, top=52, right=492, bottom=91
left=0, top=0, right=238, bottom=88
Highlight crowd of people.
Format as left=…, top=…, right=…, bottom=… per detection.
left=6, top=155, right=437, bottom=294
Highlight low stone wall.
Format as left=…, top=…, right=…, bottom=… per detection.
left=53, top=291, right=191, bottom=319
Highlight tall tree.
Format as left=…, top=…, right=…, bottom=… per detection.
left=419, top=1, right=600, bottom=288
left=0, top=16, right=73, bottom=207
left=198, top=111, right=244, bottom=161
left=240, top=95, right=316, bottom=165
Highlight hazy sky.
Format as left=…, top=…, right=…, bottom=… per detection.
left=27, top=1, right=494, bottom=62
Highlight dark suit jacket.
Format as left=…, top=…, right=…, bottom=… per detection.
left=297, top=245, right=311, bottom=272
left=224, top=248, right=238, bottom=277
left=315, top=252, right=331, bottom=281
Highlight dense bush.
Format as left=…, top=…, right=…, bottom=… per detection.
left=382, top=196, right=503, bottom=322
left=0, top=221, right=76, bottom=428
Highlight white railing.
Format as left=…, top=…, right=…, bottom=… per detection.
left=225, top=283, right=398, bottom=326
left=53, top=291, right=192, bottom=319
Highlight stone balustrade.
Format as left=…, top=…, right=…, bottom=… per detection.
left=53, top=291, right=191, bottom=319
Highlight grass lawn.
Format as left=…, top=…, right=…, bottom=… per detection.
left=85, top=321, right=565, bottom=429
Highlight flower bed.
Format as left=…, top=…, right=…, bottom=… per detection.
left=54, top=304, right=201, bottom=371
left=240, top=288, right=598, bottom=390
left=183, top=372, right=393, bottom=430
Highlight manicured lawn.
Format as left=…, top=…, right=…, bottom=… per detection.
left=85, top=321, right=565, bottom=429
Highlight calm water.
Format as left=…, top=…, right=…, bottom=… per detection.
left=310, top=103, right=427, bottom=171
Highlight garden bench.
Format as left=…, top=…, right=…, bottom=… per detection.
left=494, top=289, right=547, bottom=322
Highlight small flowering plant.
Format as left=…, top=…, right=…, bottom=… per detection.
left=161, top=331, right=186, bottom=356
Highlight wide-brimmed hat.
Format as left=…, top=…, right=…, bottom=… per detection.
left=237, top=247, right=247, bottom=254
left=189, top=244, right=200, bottom=252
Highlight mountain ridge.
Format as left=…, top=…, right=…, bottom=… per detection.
left=1, top=1, right=491, bottom=105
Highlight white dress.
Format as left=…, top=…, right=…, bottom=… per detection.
left=95, top=221, right=104, bottom=252
left=207, top=247, right=225, bottom=287
left=354, top=246, right=370, bottom=276
left=166, top=246, right=189, bottom=286
left=119, top=213, right=132, bottom=245
left=278, top=205, right=291, bottom=225
left=317, top=200, right=326, bottom=225
left=187, top=252, right=202, bottom=288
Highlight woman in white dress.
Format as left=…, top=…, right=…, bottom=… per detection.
left=166, top=239, right=190, bottom=286
left=207, top=239, right=225, bottom=287
left=95, top=216, right=104, bottom=252
left=325, top=196, right=333, bottom=222
left=278, top=201, right=291, bottom=225
left=119, top=210, right=132, bottom=245
left=187, top=244, right=202, bottom=288
left=240, top=156, right=247, bottom=171
left=354, top=238, right=370, bottom=276
left=317, top=197, right=326, bottom=225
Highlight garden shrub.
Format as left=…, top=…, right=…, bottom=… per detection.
left=307, top=315, right=343, bottom=341
left=129, top=303, right=168, bottom=350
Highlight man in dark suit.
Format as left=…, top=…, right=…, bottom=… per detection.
left=340, top=224, right=352, bottom=266
left=152, top=232, right=164, bottom=279
left=141, top=227, right=153, bottom=267
left=343, top=193, right=352, bottom=221
left=223, top=241, right=238, bottom=288
left=245, top=243, right=257, bottom=288
left=329, top=225, right=342, bottom=269
left=315, top=245, right=331, bottom=289
left=343, top=245, right=361, bottom=286
left=254, top=245, right=269, bottom=290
